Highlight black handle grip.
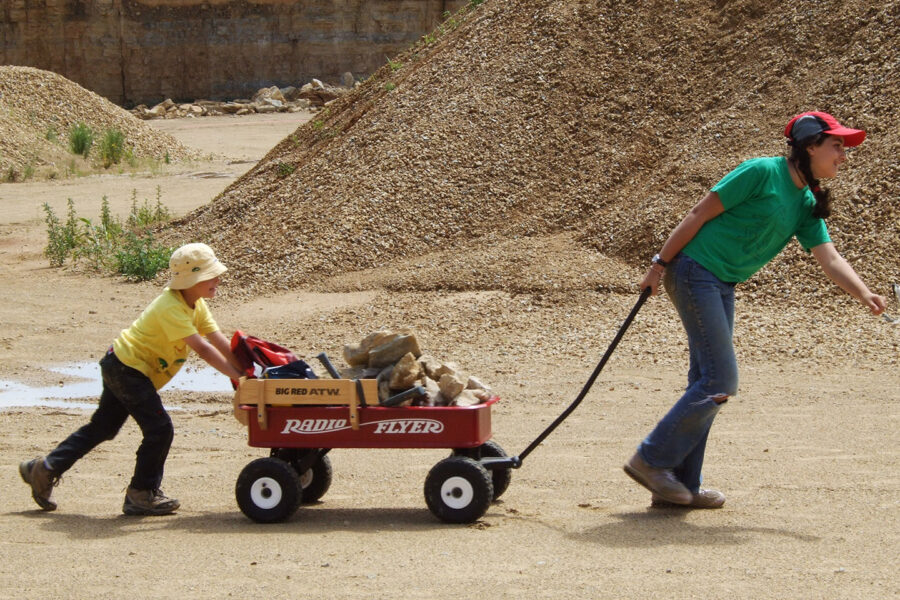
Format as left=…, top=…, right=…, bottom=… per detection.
left=315, top=352, right=341, bottom=379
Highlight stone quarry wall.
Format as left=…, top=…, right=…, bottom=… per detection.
left=0, top=0, right=463, bottom=106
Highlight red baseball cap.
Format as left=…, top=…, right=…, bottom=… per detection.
left=784, top=111, right=866, bottom=147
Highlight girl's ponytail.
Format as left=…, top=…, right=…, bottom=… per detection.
left=789, top=133, right=832, bottom=219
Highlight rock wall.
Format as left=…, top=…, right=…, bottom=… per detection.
left=0, top=0, right=463, bottom=106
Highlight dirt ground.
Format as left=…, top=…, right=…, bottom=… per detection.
left=0, top=114, right=897, bottom=600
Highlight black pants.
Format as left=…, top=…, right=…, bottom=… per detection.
left=46, top=352, right=174, bottom=491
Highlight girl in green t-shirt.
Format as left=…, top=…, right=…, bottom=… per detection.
left=623, top=112, right=887, bottom=508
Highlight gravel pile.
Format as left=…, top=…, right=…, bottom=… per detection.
left=166, top=0, right=898, bottom=311
left=0, top=66, right=201, bottom=177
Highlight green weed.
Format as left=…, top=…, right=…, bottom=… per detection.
left=43, top=191, right=174, bottom=280
left=43, top=203, right=71, bottom=267
left=277, top=162, right=296, bottom=177
left=115, top=231, right=173, bottom=281
left=99, top=128, right=126, bottom=168
left=127, top=187, right=170, bottom=229
left=69, top=122, right=93, bottom=157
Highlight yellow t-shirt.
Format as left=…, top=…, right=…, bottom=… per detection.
left=112, top=288, right=219, bottom=390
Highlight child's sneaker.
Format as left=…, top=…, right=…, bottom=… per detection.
left=123, top=487, right=180, bottom=516
left=19, top=457, right=60, bottom=511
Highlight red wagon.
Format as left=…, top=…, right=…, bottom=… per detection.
left=232, top=377, right=511, bottom=523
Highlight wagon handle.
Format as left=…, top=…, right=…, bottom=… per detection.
left=316, top=352, right=342, bottom=379
left=381, top=385, right=427, bottom=407
left=505, top=287, right=652, bottom=468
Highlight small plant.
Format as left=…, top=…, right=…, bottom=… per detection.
left=384, top=82, right=397, bottom=92
left=443, top=12, right=459, bottom=30
left=63, top=198, right=80, bottom=251
left=99, top=128, right=126, bottom=168
left=43, top=192, right=174, bottom=280
left=69, top=122, right=94, bottom=157
left=127, top=187, right=171, bottom=229
left=277, top=162, right=296, bottom=177
left=75, top=211, right=119, bottom=272
left=6, top=167, right=18, bottom=182
left=470, top=0, right=484, bottom=5
left=45, top=126, right=59, bottom=142
left=100, top=195, right=118, bottom=233
left=164, top=150, right=171, bottom=164
left=387, top=57, right=403, bottom=71
left=23, top=163, right=34, bottom=180
left=115, top=231, right=173, bottom=281
left=43, top=203, right=71, bottom=267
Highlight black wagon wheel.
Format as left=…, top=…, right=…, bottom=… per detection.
left=424, top=456, right=494, bottom=524
left=272, top=448, right=334, bottom=504
left=453, top=439, right=512, bottom=500
left=235, top=457, right=302, bottom=523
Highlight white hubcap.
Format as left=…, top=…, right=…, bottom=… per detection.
left=441, top=476, right=474, bottom=509
left=250, top=477, right=283, bottom=509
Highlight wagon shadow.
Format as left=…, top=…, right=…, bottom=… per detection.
left=569, top=510, right=820, bottom=548
left=12, top=505, right=453, bottom=539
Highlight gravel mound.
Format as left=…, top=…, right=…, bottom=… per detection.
left=166, top=0, right=898, bottom=307
left=0, top=66, right=201, bottom=177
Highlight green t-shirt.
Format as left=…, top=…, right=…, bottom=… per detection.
left=112, top=288, right=219, bottom=390
left=683, top=157, right=830, bottom=283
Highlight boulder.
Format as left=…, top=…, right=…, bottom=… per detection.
left=466, top=376, right=490, bottom=391
left=418, top=354, right=443, bottom=379
left=389, top=352, right=421, bottom=390
left=220, top=102, right=245, bottom=114
left=438, top=372, right=466, bottom=401
left=146, top=104, right=167, bottom=118
left=343, top=330, right=395, bottom=367
left=453, top=390, right=482, bottom=407
left=280, top=86, right=300, bottom=101
left=253, top=85, right=286, bottom=103
left=431, top=361, right=461, bottom=381
left=368, top=333, right=421, bottom=368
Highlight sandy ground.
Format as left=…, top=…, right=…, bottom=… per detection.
left=0, top=113, right=897, bottom=600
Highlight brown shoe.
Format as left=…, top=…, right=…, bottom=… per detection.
left=652, top=488, right=726, bottom=509
left=122, top=487, right=180, bottom=516
left=623, top=453, right=692, bottom=505
left=19, top=457, right=60, bottom=511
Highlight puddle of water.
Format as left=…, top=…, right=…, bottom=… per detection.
left=0, top=362, right=232, bottom=410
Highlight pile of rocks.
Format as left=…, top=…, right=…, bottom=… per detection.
left=132, top=78, right=352, bottom=120
left=341, top=330, right=493, bottom=407
left=0, top=65, right=200, bottom=177
left=166, top=0, right=899, bottom=311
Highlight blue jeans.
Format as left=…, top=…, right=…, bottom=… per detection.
left=638, top=254, right=739, bottom=493
left=45, top=352, right=174, bottom=491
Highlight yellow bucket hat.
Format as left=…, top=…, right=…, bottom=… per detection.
left=168, top=243, right=227, bottom=290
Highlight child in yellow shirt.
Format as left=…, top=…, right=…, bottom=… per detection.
left=20, top=243, right=245, bottom=515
